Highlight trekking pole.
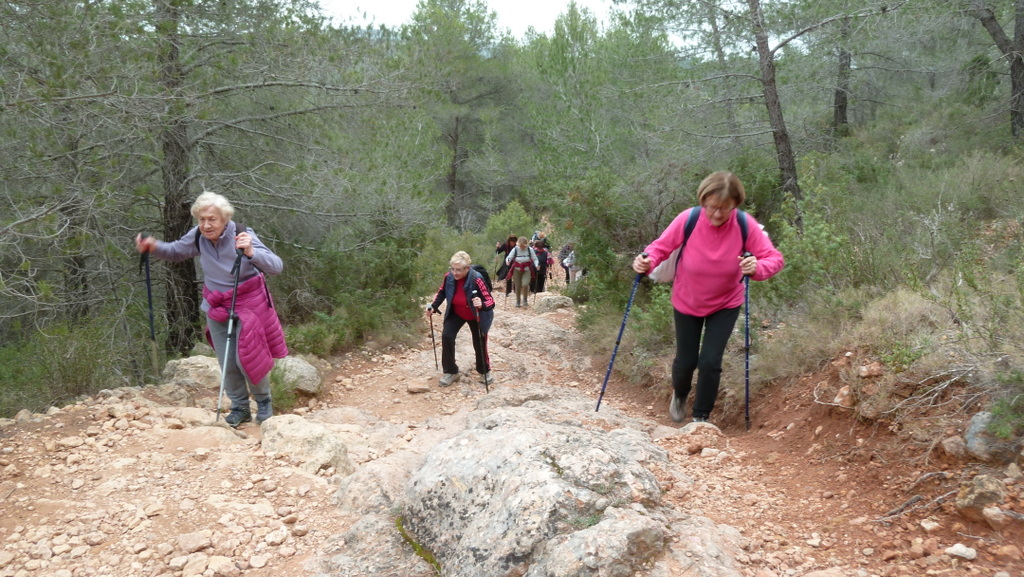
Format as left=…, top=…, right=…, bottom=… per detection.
left=471, top=288, right=488, bottom=393
left=742, top=251, right=752, bottom=431
left=596, top=256, right=645, bottom=412
left=428, top=310, right=438, bottom=370
left=139, top=234, right=160, bottom=379
left=216, top=223, right=245, bottom=422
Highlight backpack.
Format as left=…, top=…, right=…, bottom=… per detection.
left=648, top=207, right=749, bottom=283
left=194, top=225, right=267, bottom=275
left=470, top=264, right=493, bottom=294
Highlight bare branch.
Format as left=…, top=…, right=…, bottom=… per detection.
left=772, top=3, right=908, bottom=56
left=0, top=199, right=74, bottom=239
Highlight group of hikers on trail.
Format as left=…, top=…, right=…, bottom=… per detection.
left=133, top=170, right=783, bottom=428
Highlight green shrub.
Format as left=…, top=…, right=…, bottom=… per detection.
left=0, top=318, right=136, bottom=418
left=269, top=365, right=300, bottom=414
left=989, top=370, right=1024, bottom=439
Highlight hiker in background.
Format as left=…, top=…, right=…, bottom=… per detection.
left=531, top=241, right=550, bottom=294
left=632, top=171, right=783, bottom=425
left=558, top=242, right=573, bottom=285
left=495, top=235, right=517, bottom=297
left=134, top=191, right=287, bottom=427
left=535, top=231, right=552, bottom=251
left=505, top=236, right=539, bottom=307
left=427, top=251, right=495, bottom=388
left=563, top=244, right=583, bottom=284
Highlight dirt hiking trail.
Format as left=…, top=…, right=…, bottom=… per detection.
left=0, top=287, right=1022, bottom=577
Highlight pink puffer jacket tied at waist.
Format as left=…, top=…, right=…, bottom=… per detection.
left=203, top=274, right=288, bottom=385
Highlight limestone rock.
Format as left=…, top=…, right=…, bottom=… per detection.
left=162, top=356, right=221, bottom=390
left=275, top=356, right=322, bottom=395
left=955, top=474, right=1007, bottom=521
left=261, top=414, right=354, bottom=476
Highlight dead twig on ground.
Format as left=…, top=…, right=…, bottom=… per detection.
left=877, top=495, right=923, bottom=523
left=881, top=366, right=975, bottom=418
left=906, top=471, right=953, bottom=493
left=811, top=381, right=853, bottom=409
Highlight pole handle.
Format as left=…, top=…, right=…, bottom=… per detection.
left=230, top=223, right=246, bottom=274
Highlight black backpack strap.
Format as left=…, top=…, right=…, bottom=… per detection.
left=683, top=207, right=701, bottom=244
left=194, top=228, right=202, bottom=253
left=671, top=207, right=702, bottom=270
left=736, top=210, right=749, bottom=252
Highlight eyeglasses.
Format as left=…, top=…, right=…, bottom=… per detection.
left=449, top=266, right=469, bottom=273
left=703, top=202, right=735, bottom=215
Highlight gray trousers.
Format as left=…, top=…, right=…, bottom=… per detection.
left=207, top=315, right=271, bottom=411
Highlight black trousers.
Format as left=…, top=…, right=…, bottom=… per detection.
left=441, top=312, right=492, bottom=375
left=672, top=306, right=741, bottom=419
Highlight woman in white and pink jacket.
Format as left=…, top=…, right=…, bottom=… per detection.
left=632, top=171, right=784, bottom=424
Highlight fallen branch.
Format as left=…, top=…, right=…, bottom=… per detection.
left=906, top=471, right=952, bottom=493
left=877, top=495, right=923, bottom=522
left=875, top=488, right=955, bottom=524
left=811, top=381, right=853, bottom=409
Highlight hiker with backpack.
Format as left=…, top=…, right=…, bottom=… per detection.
left=531, top=242, right=550, bottom=294
left=426, top=251, right=496, bottom=388
left=632, top=171, right=783, bottom=425
left=134, top=191, right=287, bottom=427
left=505, top=236, right=539, bottom=307
left=495, top=235, right=517, bottom=297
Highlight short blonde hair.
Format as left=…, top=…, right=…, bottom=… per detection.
left=450, top=251, right=472, bottom=267
left=696, top=171, right=746, bottom=208
left=517, top=237, right=529, bottom=247
left=190, top=191, right=235, bottom=221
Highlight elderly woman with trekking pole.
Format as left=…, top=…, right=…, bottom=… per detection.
left=135, top=191, right=287, bottom=428
left=632, top=171, right=783, bottom=425
left=427, top=251, right=495, bottom=389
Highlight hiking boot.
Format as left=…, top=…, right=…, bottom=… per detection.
left=668, top=392, right=684, bottom=423
left=224, top=408, right=252, bottom=428
left=692, top=416, right=708, bottom=423
left=439, top=373, right=460, bottom=387
left=516, top=299, right=521, bottom=307
left=482, top=372, right=494, bottom=386
left=256, top=399, right=273, bottom=424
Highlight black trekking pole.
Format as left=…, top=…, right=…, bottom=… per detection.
left=139, top=234, right=160, bottom=379
left=216, top=223, right=245, bottom=423
left=742, top=251, right=752, bottom=431
left=596, top=256, right=646, bottom=412
left=428, top=310, right=438, bottom=370
left=471, top=288, right=488, bottom=393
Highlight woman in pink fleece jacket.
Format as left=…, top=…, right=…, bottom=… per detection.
left=632, top=172, right=784, bottom=424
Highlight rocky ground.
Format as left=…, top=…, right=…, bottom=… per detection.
left=1, top=285, right=1022, bottom=577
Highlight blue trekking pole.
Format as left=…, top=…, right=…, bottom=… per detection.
left=742, top=251, right=752, bottom=431
left=596, top=254, right=646, bottom=412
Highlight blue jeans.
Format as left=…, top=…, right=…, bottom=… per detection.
left=672, top=306, right=741, bottom=419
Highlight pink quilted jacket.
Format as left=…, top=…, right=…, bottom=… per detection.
left=203, top=274, right=288, bottom=385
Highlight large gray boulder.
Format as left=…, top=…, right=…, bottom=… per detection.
left=260, top=414, right=354, bottom=476
left=275, top=356, right=322, bottom=395
left=162, top=356, right=221, bottom=390
left=323, top=386, right=745, bottom=577
left=402, top=411, right=665, bottom=577
left=965, top=412, right=1024, bottom=463
left=535, top=295, right=574, bottom=314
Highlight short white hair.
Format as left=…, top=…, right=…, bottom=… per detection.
left=450, top=251, right=472, bottom=267
left=190, top=191, right=235, bottom=221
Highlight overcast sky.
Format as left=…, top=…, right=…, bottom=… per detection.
left=316, top=0, right=614, bottom=38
